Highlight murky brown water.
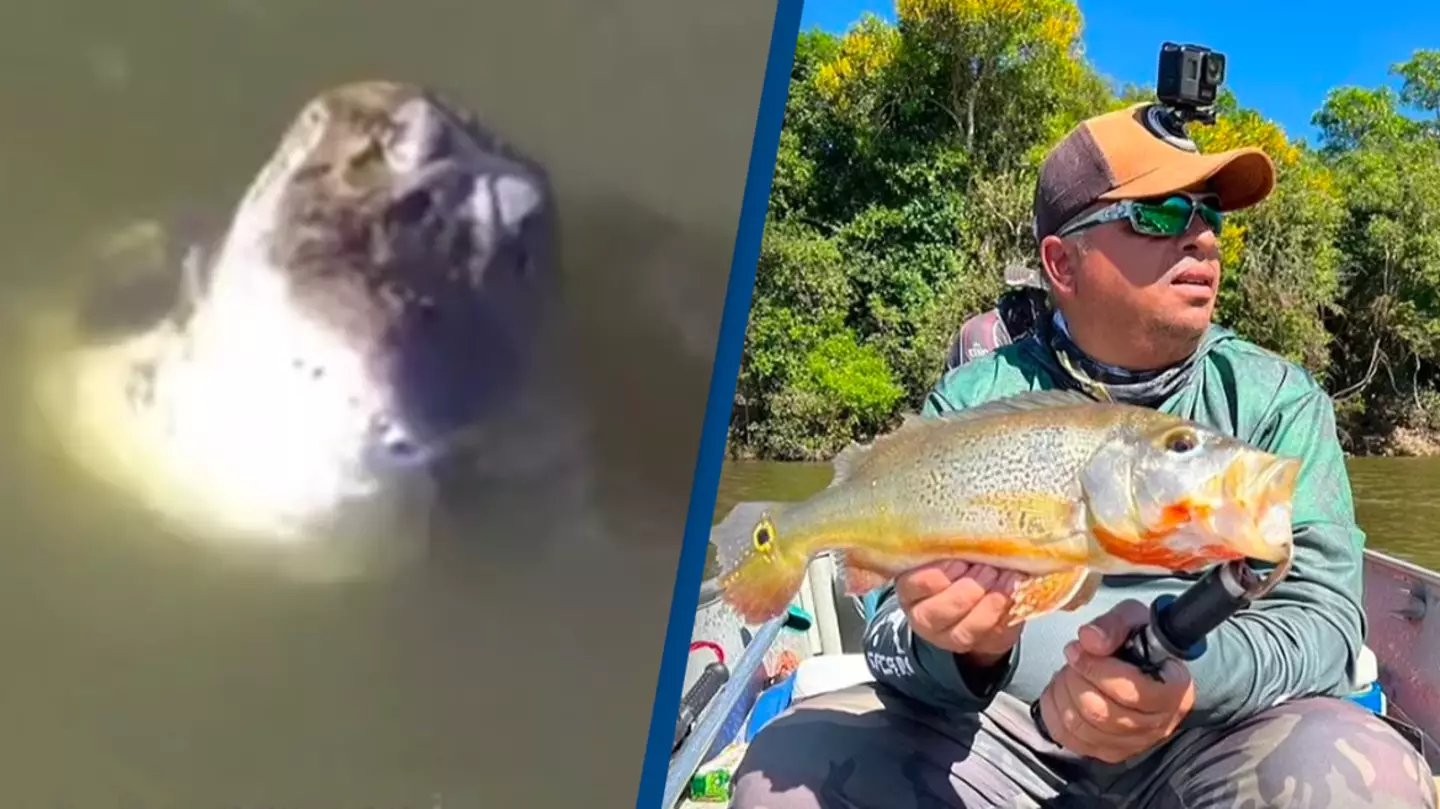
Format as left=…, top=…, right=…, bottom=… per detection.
left=715, top=457, right=1440, bottom=570
left=0, top=0, right=780, bottom=806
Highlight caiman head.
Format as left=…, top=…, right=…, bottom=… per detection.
left=170, top=80, right=556, bottom=480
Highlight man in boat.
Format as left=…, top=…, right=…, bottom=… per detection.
left=729, top=104, right=1437, bottom=808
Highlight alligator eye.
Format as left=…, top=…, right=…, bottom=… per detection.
left=393, top=189, right=433, bottom=226
left=348, top=138, right=384, bottom=170
left=1163, top=428, right=1199, bottom=455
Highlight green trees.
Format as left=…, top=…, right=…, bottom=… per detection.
left=1313, top=63, right=1440, bottom=453
left=731, top=1, right=1440, bottom=459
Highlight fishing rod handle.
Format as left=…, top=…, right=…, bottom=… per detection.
left=1032, top=562, right=1259, bottom=746
left=1032, top=615, right=1179, bottom=746
left=1114, top=616, right=1181, bottom=681
left=673, top=661, right=730, bottom=752
left=1116, top=559, right=1259, bottom=677
left=1155, top=560, right=1257, bottom=651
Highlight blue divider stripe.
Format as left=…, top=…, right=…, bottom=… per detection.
left=630, top=1, right=805, bottom=807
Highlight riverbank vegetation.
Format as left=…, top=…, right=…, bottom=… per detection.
left=730, top=0, right=1440, bottom=461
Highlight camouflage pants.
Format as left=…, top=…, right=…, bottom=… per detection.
left=730, top=683, right=1436, bottom=809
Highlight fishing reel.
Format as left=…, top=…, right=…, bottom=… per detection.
left=1031, top=556, right=1287, bottom=747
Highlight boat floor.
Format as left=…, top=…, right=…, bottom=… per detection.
left=680, top=740, right=748, bottom=808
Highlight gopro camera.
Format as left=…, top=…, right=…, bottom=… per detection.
left=1154, top=42, right=1226, bottom=134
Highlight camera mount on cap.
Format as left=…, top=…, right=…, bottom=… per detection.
left=1145, top=41, right=1227, bottom=149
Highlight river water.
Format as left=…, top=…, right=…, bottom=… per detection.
left=0, top=0, right=778, bottom=806
left=714, top=457, right=1440, bottom=570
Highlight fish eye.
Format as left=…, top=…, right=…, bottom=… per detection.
left=1163, top=427, right=1199, bottom=455
left=752, top=519, right=775, bottom=553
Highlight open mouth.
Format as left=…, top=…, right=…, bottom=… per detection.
left=1229, top=454, right=1301, bottom=564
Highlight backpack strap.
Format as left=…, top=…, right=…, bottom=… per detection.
left=946, top=308, right=1012, bottom=370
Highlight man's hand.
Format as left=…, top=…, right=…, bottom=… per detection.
left=895, top=561, right=1027, bottom=668
left=1036, top=599, right=1196, bottom=764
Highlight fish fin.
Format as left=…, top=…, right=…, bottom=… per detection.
left=717, top=539, right=811, bottom=625
left=931, top=389, right=1100, bottom=425
left=721, top=563, right=809, bottom=626
left=834, top=551, right=890, bottom=596
left=830, top=411, right=935, bottom=487
left=1058, top=569, right=1104, bottom=612
left=832, top=391, right=1099, bottom=487
left=1004, top=567, right=1103, bottom=627
left=829, top=441, right=870, bottom=487
left=898, top=412, right=928, bottom=430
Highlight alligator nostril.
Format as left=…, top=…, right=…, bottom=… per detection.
left=374, top=420, right=429, bottom=467
left=386, top=438, right=419, bottom=459
left=290, top=358, right=326, bottom=381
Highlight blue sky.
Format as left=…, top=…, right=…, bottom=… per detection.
left=798, top=0, right=1439, bottom=144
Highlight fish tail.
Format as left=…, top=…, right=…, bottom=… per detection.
left=718, top=551, right=810, bottom=625
left=713, top=502, right=836, bottom=624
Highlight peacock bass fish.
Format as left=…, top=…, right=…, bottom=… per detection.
left=714, top=389, right=1300, bottom=626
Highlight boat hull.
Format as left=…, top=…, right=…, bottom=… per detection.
left=1363, top=548, right=1440, bottom=771
left=670, top=508, right=1440, bottom=806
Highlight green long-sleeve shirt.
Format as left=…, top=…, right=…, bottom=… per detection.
left=861, top=322, right=1367, bottom=737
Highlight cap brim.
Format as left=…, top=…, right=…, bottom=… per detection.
left=1099, top=147, right=1276, bottom=212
